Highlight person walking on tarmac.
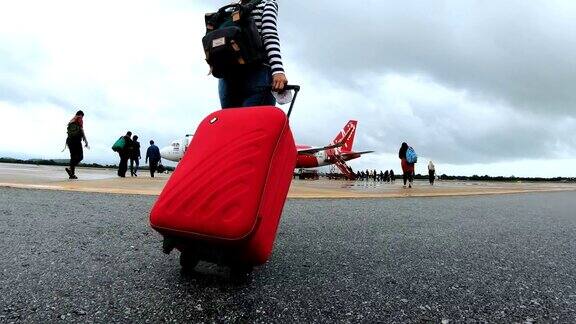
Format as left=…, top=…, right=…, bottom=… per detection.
left=129, top=135, right=141, bottom=177
left=146, top=140, right=161, bottom=178
left=390, top=169, right=395, bottom=183
left=428, top=160, right=436, bottom=185
left=117, top=131, right=133, bottom=178
left=218, top=0, right=288, bottom=108
left=399, top=142, right=415, bottom=188
left=65, top=110, right=89, bottom=180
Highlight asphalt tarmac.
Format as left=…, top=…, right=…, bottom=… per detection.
left=1, top=188, right=576, bottom=323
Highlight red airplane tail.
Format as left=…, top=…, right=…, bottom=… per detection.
left=332, top=120, right=357, bottom=153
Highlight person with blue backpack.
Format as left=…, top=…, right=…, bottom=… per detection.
left=399, top=142, right=417, bottom=188
left=203, top=0, right=288, bottom=108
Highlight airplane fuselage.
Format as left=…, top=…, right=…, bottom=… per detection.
left=160, top=143, right=361, bottom=167
left=160, top=120, right=371, bottom=180
left=295, top=145, right=361, bottom=168
left=160, top=134, right=193, bottom=162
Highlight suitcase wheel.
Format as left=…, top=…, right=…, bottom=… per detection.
left=162, top=236, right=176, bottom=255
left=230, top=264, right=253, bottom=278
left=179, top=251, right=200, bottom=271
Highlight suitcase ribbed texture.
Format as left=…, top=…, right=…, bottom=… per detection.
left=150, top=106, right=296, bottom=265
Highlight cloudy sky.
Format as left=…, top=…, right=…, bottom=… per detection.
left=1, top=0, right=575, bottom=177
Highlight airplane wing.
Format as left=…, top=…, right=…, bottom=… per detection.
left=297, top=128, right=353, bottom=155
left=340, top=150, right=375, bottom=157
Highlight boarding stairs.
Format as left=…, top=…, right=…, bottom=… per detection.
left=332, top=155, right=356, bottom=180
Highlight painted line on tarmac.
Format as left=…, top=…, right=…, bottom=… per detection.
left=1, top=181, right=576, bottom=200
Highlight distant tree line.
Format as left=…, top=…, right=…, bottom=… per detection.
left=2, top=158, right=573, bottom=182
left=429, top=173, right=573, bottom=182
left=320, top=171, right=575, bottom=182
left=0, top=157, right=175, bottom=171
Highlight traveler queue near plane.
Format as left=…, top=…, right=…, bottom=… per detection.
left=354, top=163, right=436, bottom=187
left=351, top=144, right=436, bottom=188
left=352, top=143, right=436, bottom=188
left=355, top=170, right=396, bottom=183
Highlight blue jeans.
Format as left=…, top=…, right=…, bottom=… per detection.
left=218, top=65, right=276, bottom=108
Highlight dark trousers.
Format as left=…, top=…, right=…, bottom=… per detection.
left=130, top=158, right=139, bottom=175
left=429, top=170, right=435, bottom=184
left=67, top=137, right=83, bottom=175
left=118, top=153, right=129, bottom=177
left=149, top=160, right=158, bottom=178
left=218, top=65, right=276, bottom=108
left=403, top=172, right=414, bottom=186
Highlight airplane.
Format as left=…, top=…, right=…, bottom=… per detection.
left=160, top=134, right=194, bottom=163
left=295, top=120, right=375, bottom=179
left=160, top=121, right=373, bottom=179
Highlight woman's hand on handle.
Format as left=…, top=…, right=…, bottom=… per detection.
left=272, top=73, right=288, bottom=92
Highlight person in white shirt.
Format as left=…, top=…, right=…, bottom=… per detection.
left=428, top=161, right=436, bottom=186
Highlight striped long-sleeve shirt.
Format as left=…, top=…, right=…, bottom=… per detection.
left=249, top=0, right=285, bottom=75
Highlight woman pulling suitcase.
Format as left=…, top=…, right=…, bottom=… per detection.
left=150, top=0, right=297, bottom=278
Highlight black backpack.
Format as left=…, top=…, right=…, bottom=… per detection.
left=67, top=122, right=82, bottom=139
left=202, top=0, right=264, bottom=78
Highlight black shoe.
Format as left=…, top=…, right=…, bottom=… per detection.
left=70, top=175, right=78, bottom=180
left=65, top=168, right=72, bottom=177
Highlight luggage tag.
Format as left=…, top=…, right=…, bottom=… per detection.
left=212, top=37, right=226, bottom=48
left=272, top=89, right=294, bottom=105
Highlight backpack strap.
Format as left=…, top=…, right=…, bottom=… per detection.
left=235, top=0, right=263, bottom=22
left=242, top=0, right=263, bottom=13
left=206, top=0, right=262, bottom=30
left=206, top=4, right=239, bottom=31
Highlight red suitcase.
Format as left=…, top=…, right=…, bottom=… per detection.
left=150, top=86, right=300, bottom=273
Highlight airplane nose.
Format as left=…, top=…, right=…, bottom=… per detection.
left=160, top=147, right=170, bottom=160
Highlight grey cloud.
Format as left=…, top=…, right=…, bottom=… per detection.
left=359, top=101, right=573, bottom=165
left=0, top=47, right=74, bottom=108
left=0, top=48, right=34, bottom=75
left=0, top=83, right=73, bottom=108
left=273, top=0, right=576, bottom=116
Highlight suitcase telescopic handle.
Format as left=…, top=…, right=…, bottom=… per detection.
left=284, top=85, right=300, bottom=119
left=259, top=84, right=300, bottom=118
left=261, top=85, right=300, bottom=119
